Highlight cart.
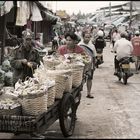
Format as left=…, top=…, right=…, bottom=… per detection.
left=0, top=74, right=86, bottom=138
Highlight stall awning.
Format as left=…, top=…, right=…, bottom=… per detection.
left=0, top=1, right=14, bottom=16
left=34, top=1, right=58, bottom=24
left=41, top=10, right=58, bottom=24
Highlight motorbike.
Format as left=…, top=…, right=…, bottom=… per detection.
left=95, top=48, right=103, bottom=68
left=115, top=56, right=133, bottom=85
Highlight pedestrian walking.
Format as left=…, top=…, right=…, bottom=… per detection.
left=131, top=30, right=140, bottom=73
left=78, top=30, right=97, bottom=98
left=112, top=29, right=121, bottom=47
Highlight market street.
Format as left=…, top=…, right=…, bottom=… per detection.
left=44, top=42, right=140, bottom=139
left=0, top=42, right=140, bottom=139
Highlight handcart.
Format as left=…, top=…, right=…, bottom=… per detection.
left=0, top=74, right=86, bottom=138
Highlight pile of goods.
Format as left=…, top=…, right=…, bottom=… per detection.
left=0, top=98, right=21, bottom=115
left=0, top=59, right=13, bottom=87
left=0, top=52, right=91, bottom=116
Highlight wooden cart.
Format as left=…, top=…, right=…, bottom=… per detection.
left=0, top=75, right=86, bottom=138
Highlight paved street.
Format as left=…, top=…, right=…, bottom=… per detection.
left=44, top=42, right=140, bottom=139
left=0, top=42, right=140, bottom=139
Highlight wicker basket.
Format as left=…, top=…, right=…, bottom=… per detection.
left=53, top=75, right=67, bottom=99
left=18, top=90, right=48, bottom=116
left=43, top=58, right=61, bottom=69
left=47, top=86, right=55, bottom=107
left=0, top=105, right=22, bottom=115
left=46, top=70, right=70, bottom=99
left=72, top=67, right=84, bottom=87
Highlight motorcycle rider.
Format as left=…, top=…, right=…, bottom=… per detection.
left=113, top=31, right=133, bottom=77
left=131, top=30, right=140, bottom=73
left=78, top=30, right=97, bottom=98
left=94, top=30, right=106, bottom=63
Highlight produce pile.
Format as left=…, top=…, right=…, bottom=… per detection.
left=0, top=52, right=91, bottom=116
left=0, top=98, right=20, bottom=110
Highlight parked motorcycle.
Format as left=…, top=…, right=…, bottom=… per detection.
left=95, top=48, right=103, bottom=68
left=115, top=56, right=133, bottom=85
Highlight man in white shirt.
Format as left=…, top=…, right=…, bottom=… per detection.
left=78, top=30, right=96, bottom=98
left=113, top=32, right=133, bottom=76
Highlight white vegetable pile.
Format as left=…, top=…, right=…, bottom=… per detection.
left=0, top=98, right=20, bottom=110
left=13, top=77, right=55, bottom=98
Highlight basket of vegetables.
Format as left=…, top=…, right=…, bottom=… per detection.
left=0, top=98, right=21, bottom=115
left=15, top=78, right=48, bottom=116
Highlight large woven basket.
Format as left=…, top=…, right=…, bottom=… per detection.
left=47, top=86, right=56, bottom=107
left=72, top=67, right=84, bottom=87
left=18, top=90, right=48, bottom=116
left=46, top=70, right=70, bottom=99
left=51, top=75, right=67, bottom=99
left=43, top=58, right=61, bottom=69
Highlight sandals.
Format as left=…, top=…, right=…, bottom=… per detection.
left=86, top=95, right=94, bottom=98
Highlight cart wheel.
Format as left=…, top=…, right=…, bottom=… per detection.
left=75, top=91, right=81, bottom=110
left=59, top=93, right=76, bottom=137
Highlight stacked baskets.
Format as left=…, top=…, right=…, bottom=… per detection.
left=70, top=63, right=84, bottom=87
left=47, top=85, right=56, bottom=107
left=43, top=55, right=61, bottom=69
left=46, top=70, right=72, bottom=99
left=18, top=90, right=48, bottom=116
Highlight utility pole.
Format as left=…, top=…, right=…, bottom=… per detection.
left=129, top=1, right=133, bottom=30
left=0, top=1, right=6, bottom=65
left=109, top=1, right=111, bottom=24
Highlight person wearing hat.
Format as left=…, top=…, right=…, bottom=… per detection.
left=10, top=33, right=40, bottom=85
left=131, top=30, right=140, bottom=73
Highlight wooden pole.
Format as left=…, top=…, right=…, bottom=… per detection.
left=129, top=1, right=133, bottom=30
left=1, top=14, right=6, bottom=65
